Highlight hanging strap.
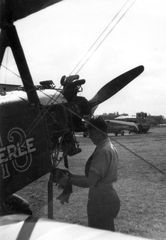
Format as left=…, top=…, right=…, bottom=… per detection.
left=16, top=216, right=38, bottom=240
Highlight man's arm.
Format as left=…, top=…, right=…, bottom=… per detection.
left=59, top=171, right=99, bottom=188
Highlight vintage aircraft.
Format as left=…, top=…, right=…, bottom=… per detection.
left=106, top=119, right=139, bottom=136
left=0, top=0, right=145, bottom=237
left=83, top=119, right=138, bottom=137
left=115, top=114, right=150, bottom=133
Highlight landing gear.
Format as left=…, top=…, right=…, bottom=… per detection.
left=121, top=130, right=125, bottom=136
left=1, top=194, right=32, bottom=216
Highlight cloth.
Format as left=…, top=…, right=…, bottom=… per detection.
left=51, top=168, right=73, bottom=204
left=85, top=137, right=120, bottom=231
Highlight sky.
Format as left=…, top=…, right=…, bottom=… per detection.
left=1, top=0, right=166, bottom=117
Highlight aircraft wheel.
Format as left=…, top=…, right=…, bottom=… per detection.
left=121, top=131, right=125, bottom=136
left=2, top=194, right=32, bottom=216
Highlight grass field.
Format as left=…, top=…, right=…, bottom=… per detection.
left=18, top=127, right=166, bottom=240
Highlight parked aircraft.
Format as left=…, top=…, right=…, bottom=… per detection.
left=106, top=119, right=138, bottom=136
left=115, top=113, right=150, bottom=133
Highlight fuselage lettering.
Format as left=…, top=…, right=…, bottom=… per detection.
left=0, top=128, right=37, bottom=179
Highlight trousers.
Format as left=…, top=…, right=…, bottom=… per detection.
left=87, top=185, right=120, bottom=231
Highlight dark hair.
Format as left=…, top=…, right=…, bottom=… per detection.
left=88, top=116, right=108, bottom=134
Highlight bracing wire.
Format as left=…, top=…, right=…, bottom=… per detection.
left=1, top=64, right=65, bottom=138
left=1, top=0, right=136, bottom=124
left=110, top=136, right=166, bottom=177
left=1, top=1, right=166, bottom=177
left=2, top=66, right=166, bottom=177
left=70, top=0, right=136, bottom=75
left=5, top=48, right=9, bottom=84
left=70, top=0, right=132, bottom=75
left=2, top=64, right=20, bottom=79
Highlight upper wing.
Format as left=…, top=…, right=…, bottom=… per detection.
left=0, top=0, right=63, bottom=22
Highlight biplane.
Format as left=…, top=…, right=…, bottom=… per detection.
left=0, top=0, right=145, bottom=238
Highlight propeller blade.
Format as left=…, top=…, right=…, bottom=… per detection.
left=89, top=65, right=144, bottom=109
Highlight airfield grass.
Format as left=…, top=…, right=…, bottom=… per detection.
left=18, top=127, right=166, bottom=240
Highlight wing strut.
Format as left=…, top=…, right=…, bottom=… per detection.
left=0, top=25, right=40, bottom=105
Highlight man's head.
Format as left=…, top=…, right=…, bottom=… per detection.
left=88, top=116, right=108, bottom=145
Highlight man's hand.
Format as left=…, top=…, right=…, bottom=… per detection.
left=58, top=173, right=70, bottom=189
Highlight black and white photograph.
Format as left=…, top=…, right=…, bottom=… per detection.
left=0, top=1, right=166, bottom=239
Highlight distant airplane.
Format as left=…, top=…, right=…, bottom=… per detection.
left=114, top=113, right=150, bottom=134
left=106, top=119, right=139, bottom=136
left=83, top=119, right=138, bottom=137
